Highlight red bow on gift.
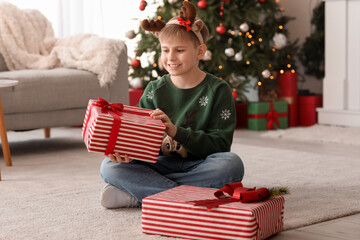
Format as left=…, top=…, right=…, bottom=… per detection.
left=94, top=97, right=124, bottom=115
left=266, top=102, right=280, bottom=130
left=91, top=98, right=124, bottom=155
left=177, top=17, right=191, bottom=32
left=189, top=182, right=270, bottom=209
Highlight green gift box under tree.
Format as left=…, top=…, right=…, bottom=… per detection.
left=248, top=101, right=288, bottom=130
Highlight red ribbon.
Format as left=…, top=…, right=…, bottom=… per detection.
left=177, top=17, right=191, bottom=32
left=189, top=182, right=270, bottom=210
left=94, top=97, right=124, bottom=115
left=265, top=102, right=279, bottom=130
left=248, top=102, right=288, bottom=130
left=82, top=98, right=124, bottom=156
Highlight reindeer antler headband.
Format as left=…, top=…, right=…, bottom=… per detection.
left=141, top=1, right=205, bottom=44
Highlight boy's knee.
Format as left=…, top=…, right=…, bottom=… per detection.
left=216, top=152, right=244, bottom=181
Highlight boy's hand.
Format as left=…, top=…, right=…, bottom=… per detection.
left=108, top=153, right=132, bottom=163
left=150, top=109, right=177, bottom=138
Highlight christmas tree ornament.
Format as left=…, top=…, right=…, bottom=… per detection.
left=219, top=1, right=224, bottom=16
left=125, top=30, right=136, bottom=39
left=273, top=33, right=287, bottom=49
left=129, top=77, right=144, bottom=89
left=234, top=51, right=243, bottom=61
left=225, top=48, right=235, bottom=57
left=197, top=0, right=208, bottom=9
left=232, top=89, right=238, bottom=100
left=152, top=70, right=159, bottom=78
left=202, top=50, right=212, bottom=61
left=131, top=59, right=141, bottom=69
left=216, top=24, right=226, bottom=34
left=139, top=0, right=147, bottom=11
left=239, top=23, right=249, bottom=32
left=262, top=69, right=271, bottom=78
left=258, top=0, right=266, bottom=3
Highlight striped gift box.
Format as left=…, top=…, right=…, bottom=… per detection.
left=142, top=185, right=284, bottom=240
left=82, top=99, right=165, bottom=163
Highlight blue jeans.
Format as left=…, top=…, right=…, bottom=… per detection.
left=100, top=152, right=244, bottom=203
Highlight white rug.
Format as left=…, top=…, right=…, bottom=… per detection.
left=261, top=124, right=360, bottom=146
left=1, top=127, right=359, bottom=239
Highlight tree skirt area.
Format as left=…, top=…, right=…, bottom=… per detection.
left=261, top=124, right=360, bottom=146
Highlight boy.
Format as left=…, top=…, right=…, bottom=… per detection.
left=100, top=1, right=244, bottom=208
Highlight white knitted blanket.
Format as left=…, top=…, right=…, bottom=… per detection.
left=0, top=2, right=125, bottom=87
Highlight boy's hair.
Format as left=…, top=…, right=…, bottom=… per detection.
left=141, top=1, right=209, bottom=47
left=159, top=16, right=209, bottom=47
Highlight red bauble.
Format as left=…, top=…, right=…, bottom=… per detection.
left=216, top=25, right=226, bottom=34
left=131, top=59, right=141, bottom=69
left=139, top=0, right=147, bottom=11
left=232, top=90, right=238, bottom=100
left=223, top=0, right=231, bottom=2
left=258, top=0, right=266, bottom=2
left=197, top=0, right=208, bottom=9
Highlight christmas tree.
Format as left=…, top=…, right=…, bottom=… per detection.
left=129, top=0, right=298, bottom=101
left=299, top=1, right=324, bottom=79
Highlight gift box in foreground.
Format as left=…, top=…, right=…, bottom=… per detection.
left=82, top=98, right=165, bottom=163
left=142, top=185, right=284, bottom=240
left=247, top=101, right=288, bottom=131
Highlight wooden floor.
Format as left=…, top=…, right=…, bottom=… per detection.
left=233, top=129, right=360, bottom=240
left=269, top=213, right=360, bottom=239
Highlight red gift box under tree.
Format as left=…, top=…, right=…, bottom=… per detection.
left=277, top=71, right=298, bottom=127
left=298, top=94, right=323, bottom=126
left=129, top=89, right=144, bottom=106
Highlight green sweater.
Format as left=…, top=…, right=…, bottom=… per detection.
left=138, top=73, right=236, bottom=158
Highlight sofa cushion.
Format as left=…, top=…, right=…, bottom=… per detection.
left=0, top=68, right=111, bottom=114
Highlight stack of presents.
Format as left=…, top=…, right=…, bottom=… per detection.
left=236, top=71, right=323, bottom=130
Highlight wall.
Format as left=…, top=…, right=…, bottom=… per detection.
left=279, top=0, right=323, bottom=94
left=317, top=0, right=360, bottom=126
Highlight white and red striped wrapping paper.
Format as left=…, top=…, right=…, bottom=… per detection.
left=82, top=99, right=165, bottom=163
left=142, top=185, right=284, bottom=240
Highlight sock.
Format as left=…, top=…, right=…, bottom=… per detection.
left=100, top=184, right=140, bottom=209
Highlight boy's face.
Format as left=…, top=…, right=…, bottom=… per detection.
left=159, top=36, right=205, bottom=78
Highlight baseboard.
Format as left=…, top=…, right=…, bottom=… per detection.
left=317, top=108, right=360, bottom=127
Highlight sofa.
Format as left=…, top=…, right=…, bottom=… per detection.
left=0, top=45, right=129, bottom=133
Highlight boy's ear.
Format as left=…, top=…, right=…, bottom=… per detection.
left=197, top=44, right=207, bottom=59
